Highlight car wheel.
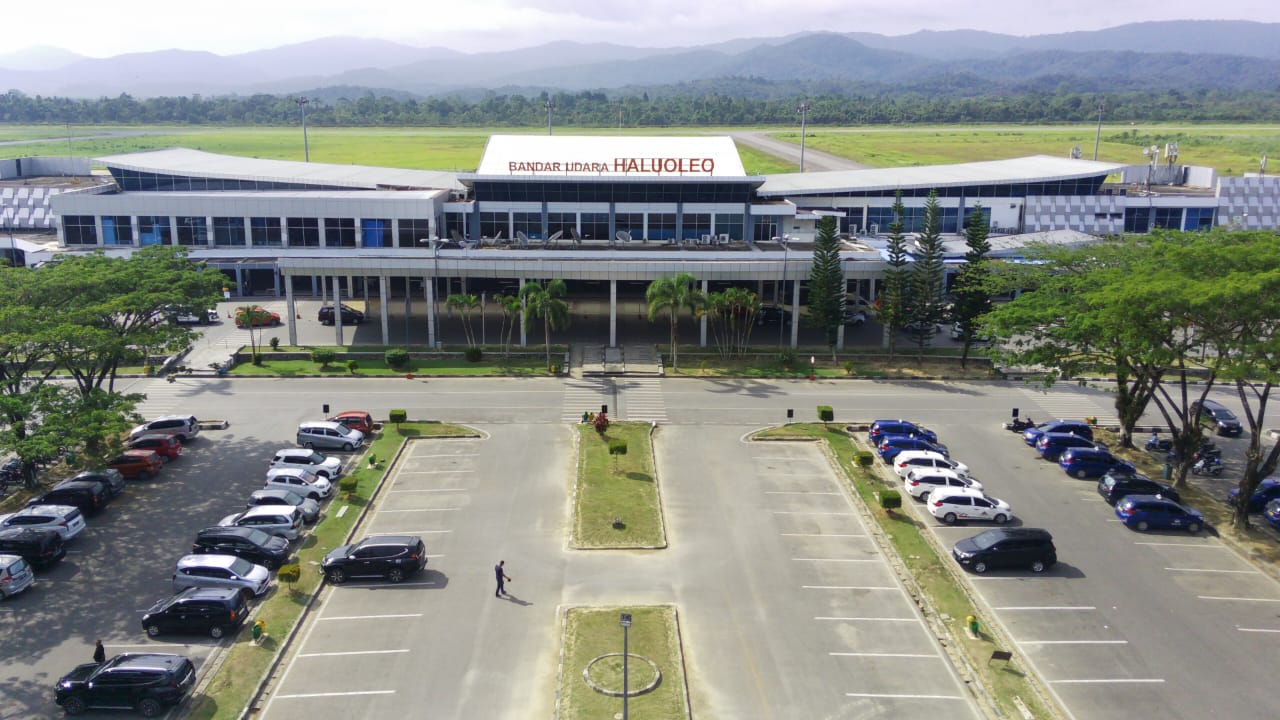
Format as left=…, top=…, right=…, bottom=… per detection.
left=943, top=512, right=958, bottom=524
left=62, top=697, right=87, bottom=715
left=972, top=561, right=988, bottom=574
left=994, top=514, right=1008, bottom=525
left=1074, top=469, right=1089, bottom=479
left=918, top=490, right=930, bottom=502
left=137, top=697, right=163, bottom=718
left=388, top=567, right=406, bottom=583
left=1136, top=520, right=1150, bottom=531
left=1030, top=560, right=1047, bottom=573
left=209, top=625, right=225, bottom=639
left=146, top=624, right=162, bottom=638
left=137, top=471, right=151, bottom=482
left=303, top=441, right=314, bottom=449
left=327, top=568, right=347, bottom=584
left=342, top=442, right=353, bottom=452
left=1187, top=522, right=1202, bottom=534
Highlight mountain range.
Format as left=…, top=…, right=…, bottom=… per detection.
left=1, top=20, right=1278, bottom=99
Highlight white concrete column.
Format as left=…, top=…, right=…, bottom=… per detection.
left=285, top=277, right=298, bottom=346
left=354, top=218, right=363, bottom=247
left=426, top=275, right=437, bottom=348
left=130, top=216, right=141, bottom=246
left=333, top=276, right=344, bottom=347
left=280, top=217, right=288, bottom=247
left=700, top=279, right=708, bottom=347
left=169, top=216, right=179, bottom=246
left=379, top=275, right=390, bottom=346
left=790, top=279, right=800, bottom=349
left=837, top=322, right=845, bottom=350
left=392, top=218, right=401, bottom=248
left=317, top=218, right=327, bottom=247
left=243, top=217, right=253, bottom=247
left=609, top=279, right=617, bottom=348
left=205, top=216, right=214, bottom=247
left=94, top=216, right=104, bottom=246
left=345, top=276, right=353, bottom=300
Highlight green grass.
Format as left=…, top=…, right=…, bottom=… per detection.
left=229, top=356, right=552, bottom=377
left=667, top=350, right=995, bottom=380
left=753, top=423, right=1057, bottom=720
left=558, top=606, right=689, bottom=720
left=573, top=422, right=664, bottom=548
left=768, top=123, right=1280, bottom=176
left=735, top=143, right=797, bottom=175
left=185, top=422, right=473, bottom=720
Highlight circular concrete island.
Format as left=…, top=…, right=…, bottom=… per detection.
left=583, top=652, right=662, bottom=697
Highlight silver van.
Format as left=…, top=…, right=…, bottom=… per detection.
left=296, top=421, right=364, bottom=451
left=0, top=554, right=36, bottom=599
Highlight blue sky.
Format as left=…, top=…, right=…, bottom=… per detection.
left=13, top=0, right=1280, bottom=57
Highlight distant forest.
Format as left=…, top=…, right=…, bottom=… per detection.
left=3, top=87, right=1280, bottom=127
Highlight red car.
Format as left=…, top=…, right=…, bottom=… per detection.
left=328, top=411, right=374, bottom=435
left=128, top=434, right=182, bottom=461
left=235, top=306, right=281, bottom=328
left=107, top=450, right=164, bottom=480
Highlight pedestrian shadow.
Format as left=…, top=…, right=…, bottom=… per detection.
left=501, top=593, right=533, bottom=607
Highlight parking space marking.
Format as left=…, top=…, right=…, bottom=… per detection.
left=387, top=488, right=468, bottom=493
left=773, top=511, right=855, bottom=516
left=1135, top=542, right=1220, bottom=547
left=1198, top=595, right=1280, bottom=602
left=340, top=581, right=437, bottom=588
left=1050, top=678, right=1165, bottom=684
left=273, top=690, right=396, bottom=700
left=815, top=616, right=923, bottom=623
left=765, top=491, right=841, bottom=495
left=407, top=453, right=478, bottom=459
left=792, top=558, right=880, bottom=563
left=395, top=469, right=475, bottom=474
left=780, top=532, right=865, bottom=537
left=1165, top=567, right=1261, bottom=574
left=375, top=507, right=460, bottom=513
left=803, top=585, right=901, bottom=591
left=386, top=529, right=452, bottom=534
left=992, top=606, right=1097, bottom=611
left=298, top=649, right=410, bottom=658
left=1016, top=640, right=1128, bottom=645
left=830, top=651, right=940, bottom=658
left=844, top=692, right=966, bottom=700
left=1238, top=627, right=1280, bottom=633
left=320, top=614, right=423, bottom=621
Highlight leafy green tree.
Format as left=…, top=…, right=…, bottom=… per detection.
left=909, top=189, right=947, bottom=356
left=446, top=293, right=480, bottom=347
left=952, top=204, right=993, bottom=368
left=805, top=216, right=844, bottom=360
left=520, top=279, right=570, bottom=368
left=645, top=273, right=706, bottom=372
left=494, top=293, right=522, bottom=359
left=705, top=287, right=760, bottom=358
left=880, top=192, right=910, bottom=357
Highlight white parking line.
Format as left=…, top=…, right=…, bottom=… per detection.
left=387, top=488, right=468, bottom=493
left=408, top=454, right=478, bottom=459
left=1199, top=595, right=1280, bottom=602
left=844, top=692, right=965, bottom=700
left=1134, top=542, right=1218, bottom=547
left=765, top=491, right=841, bottom=495
left=376, top=508, right=460, bottom=513
left=273, top=690, right=396, bottom=699
left=320, top=614, right=424, bottom=621
left=773, top=511, right=855, bottom=516
left=388, top=529, right=453, bottom=534
left=993, top=606, right=1096, bottom=611
left=792, top=558, right=880, bottom=563
left=780, top=533, right=865, bottom=537
left=803, top=585, right=901, bottom=591
left=815, top=616, right=922, bottom=623
left=1237, top=628, right=1280, bottom=633
left=342, top=581, right=437, bottom=588
left=396, top=469, right=475, bottom=474
left=830, top=652, right=939, bottom=658
left=1165, top=567, right=1261, bottom=574
left=1016, top=640, right=1128, bottom=645
left=299, top=649, right=409, bottom=658
left=1050, top=678, right=1165, bottom=684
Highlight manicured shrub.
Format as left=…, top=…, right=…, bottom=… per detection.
left=346, top=359, right=359, bottom=375
left=338, top=476, right=358, bottom=494
left=311, top=348, right=337, bottom=368
left=593, top=411, right=610, bottom=434
left=385, top=348, right=410, bottom=368
left=817, top=405, right=834, bottom=423
left=854, top=451, right=875, bottom=468
left=608, top=439, right=628, bottom=471
left=268, top=336, right=280, bottom=350
left=388, top=409, right=407, bottom=427
left=277, top=564, right=301, bottom=584
left=464, top=346, right=482, bottom=362
left=880, top=490, right=902, bottom=511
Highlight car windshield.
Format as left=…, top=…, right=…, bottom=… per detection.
left=970, top=531, right=1003, bottom=550
left=304, top=452, right=325, bottom=463
left=228, top=558, right=254, bottom=576
left=243, top=529, right=272, bottom=545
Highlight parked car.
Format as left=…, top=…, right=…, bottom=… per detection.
left=0, top=504, right=86, bottom=541
left=951, top=527, right=1057, bottom=574
left=270, top=448, right=344, bottom=479
left=929, top=489, right=1013, bottom=525
left=1096, top=472, right=1181, bottom=506
left=842, top=309, right=867, bottom=326
left=892, top=450, right=971, bottom=479
left=1115, top=494, right=1205, bottom=533
left=1023, top=420, right=1094, bottom=446
left=0, top=553, right=35, bottom=599
left=1227, top=478, right=1280, bottom=513
left=868, top=419, right=939, bottom=445
left=0, top=527, right=65, bottom=569
left=264, top=467, right=333, bottom=500
left=318, top=303, right=365, bottom=325
left=172, top=554, right=271, bottom=598
left=902, top=468, right=983, bottom=499
left=141, top=587, right=250, bottom=639
left=128, top=434, right=183, bottom=461
left=107, top=450, right=164, bottom=481
left=247, top=489, right=320, bottom=525
left=296, top=421, right=365, bottom=451
left=756, top=306, right=790, bottom=326
left=129, top=414, right=200, bottom=442
left=192, top=525, right=290, bottom=570
left=169, top=307, right=220, bottom=325
left=27, top=480, right=109, bottom=517
left=949, top=321, right=992, bottom=344
left=235, top=305, right=280, bottom=328
left=1265, top=499, right=1280, bottom=531
left=328, top=411, right=375, bottom=435
left=1191, top=398, right=1244, bottom=437
left=878, top=434, right=949, bottom=462
left=55, top=653, right=196, bottom=717
left=1034, top=432, right=1097, bottom=461
left=72, top=469, right=127, bottom=498
left=322, top=535, right=427, bottom=584
left=218, top=505, right=303, bottom=541
left=905, top=320, right=940, bottom=336
left=1058, top=447, right=1135, bottom=479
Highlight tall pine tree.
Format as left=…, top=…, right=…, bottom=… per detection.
left=806, top=215, right=845, bottom=359
left=910, top=189, right=947, bottom=357
left=881, top=192, right=910, bottom=357
left=952, top=204, right=993, bottom=368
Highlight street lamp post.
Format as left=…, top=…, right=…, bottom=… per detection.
left=619, top=612, right=632, bottom=720
left=797, top=102, right=811, bottom=173
left=778, top=238, right=789, bottom=347
left=545, top=100, right=555, bottom=136
left=296, top=98, right=310, bottom=162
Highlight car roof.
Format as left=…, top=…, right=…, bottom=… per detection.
left=299, top=421, right=345, bottom=430
left=0, top=526, right=59, bottom=539
left=170, top=586, right=244, bottom=601
left=238, top=505, right=296, bottom=519
left=149, top=414, right=196, bottom=422
left=895, top=450, right=949, bottom=462
left=333, top=411, right=371, bottom=418
left=132, top=433, right=176, bottom=442
left=267, top=467, right=320, bottom=479
left=931, top=487, right=987, bottom=500
left=108, top=653, right=189, bottom=671
left=197, top=525, right=262, bottom=539
left=354, top=534, right=420, bottom=547
left=177, top=553, right=244, bottom=570
left=1121, top=493, right=1185, bottom=507
left=13, top=503, right=78, bottom=516
left=979, top=527, right=1051, bottom=540
left=52, top=479, right=103, bottom=490
left=906, top=467, right=961, bottom=479
left=252, top=489, right=301, bottom=500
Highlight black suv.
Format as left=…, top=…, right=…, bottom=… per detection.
left=55, top=653, right=196, bottom=717
left=322, top=534, right=427, bottom=584
left=141, top=587, right=249, bottom=639
left=0, top=527, right=65, bottom=568
left=952, top=528, right=1057, bottom=574
left=1097, top=472, right=1181, bottom=506
left=73, top=469, right=126, bottom=498
left=1191, top=399, right=1244, bottom=437
left=317, top=303, right=365, bottom=325
left=192, top=526, right=290, bottom=570
left=28, top=479, right=110, bottom=517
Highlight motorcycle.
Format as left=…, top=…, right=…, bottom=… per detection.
left=1145, top=434, right=1173, bottom=452
left=1004, top=417, right=1036, bottom=432
left=1191, top=455, right=1224, bottom=476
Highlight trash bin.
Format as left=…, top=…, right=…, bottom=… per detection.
left=1163, top=463, right=1173, bottom=480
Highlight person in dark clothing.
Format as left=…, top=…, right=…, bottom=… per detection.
left=494, top=560, right=511, bottom=597
left=93, top=639, right=106, bottom=664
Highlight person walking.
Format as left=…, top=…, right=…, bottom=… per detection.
left=93, top=639, right=106, bottom=664
left=494, top=560, right=511, bottom=597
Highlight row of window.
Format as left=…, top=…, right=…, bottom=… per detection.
left=473, top=180, right=754, bottom=204
left=469, top=210, right=755, bottom=242
left=63, top=216, right=432, bottom=247
left=774, top=178, right=1109, bottom=200
left=110, top=169, right=352, bottom=193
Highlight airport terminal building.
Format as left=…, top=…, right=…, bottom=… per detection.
left=41, top=134, right=1280, bottom=347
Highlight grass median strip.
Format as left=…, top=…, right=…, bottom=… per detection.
left=557, top=606, right=689, bottom=720
left=573, top=422, right=665, bottom=548
left=186, top=421, right=472, bottom=720
left=754, top=423, right=1059, bottom=720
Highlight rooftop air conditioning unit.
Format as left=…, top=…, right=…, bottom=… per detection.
left=869, top=223, right=879, bottom=236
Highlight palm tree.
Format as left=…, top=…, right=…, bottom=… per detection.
left=493, top=293, right=523, bottom=358
left=446, top=293, right=480, bottom=346
left=520, top=279, right=570, bottom=368
left=237, top=304, right=259, bottom=360
left=646, top=273, right=705, bottom=371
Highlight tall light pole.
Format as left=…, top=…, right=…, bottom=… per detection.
left=545, top=100, right=555, bottom=136
left=797, top=102, right=811, bottom=173
left=619, top=613, right=632, bottom=720
left=778, top=238, right=789, bottom=347
left=296, top=97, right=311, bottom=162
left=1092, top=98, right=1105, bottom=161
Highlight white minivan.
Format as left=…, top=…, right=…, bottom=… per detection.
left=892, top=450, right=971, bottom=479
left=297, top=421, right=365, bottom=451
left=0, top=553, right=36, bottom=599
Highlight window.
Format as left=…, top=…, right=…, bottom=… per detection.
left=138, top=216, right=171, bottom=245
left=325, top=218, right=356, bottom=248
left=581, top=213, right=609, bottom=241
left=478, top=212, right=507, bottom=240
left=615, top=213, right=643, bottom=240
left=442, top=212, right=468, bottom=241
left=753, top=216, right=779, bottom=242
left=251, top=218, right=282, bottom=247
left=287, top=218, right=320, bottom=247
left=102, top=215, right=133, bottom=245
left=212, top=217, right=246, bottom=246
left=715, top=213, right=744, bottom=241
left=398, top=219, right=432, bottom=247
left=547, top=212, right=575, bottom=239
left=1153, top=207, right=1182, bottom=230
left=361, top=219, right=392, bottom=248
left=513, top=212, right=542, bottom=240
left=682, top=213, right=711, bottom=241
left=1123, top=208, right=1151, bottom=233
left=176, top=217, right=207, bottom=246
left=1184, top=207, right=1215, bottom=231
left=63, top=215, right=98, bottom=245
left=648, top=213, right=676, bottom=241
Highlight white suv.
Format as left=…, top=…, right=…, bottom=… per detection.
left=218, top=505, right=303, bottom=541
left=269, top=448, right=343, bottom=479
left=892, top=450, right=971, bottom=479
left=129, top=415, right=200, bottom=442
left=173, top=554, right=270, bottom=597
left=927, top=488, right=1012, bottom=525
left=0, top=504, right=86, bottom=541
left=903, top=468, right=983, bottom=500
left=264, top=468, right=333, bottom=500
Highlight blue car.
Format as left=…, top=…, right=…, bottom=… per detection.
left=878, top=435, right=949, bottom=462
left=1115, top=494, right=1205, bottom=533
left=1035, top=432, right=1097, bottom=461
left=1024, top=420, right=1093, bottom=447
left=868, top=420, right=938, bottom=446
left=1265, top=499, right=1280, bottom=531
left=1227, top=479, right=1280, bottom=513
left=1058, top=447, right=1134, bottom=479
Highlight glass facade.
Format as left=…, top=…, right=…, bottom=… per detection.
left=1184, top=207, right=1215, bottom=231
left=615, top=213, right=643, bottom=240
left=138, top=216, right=171, bottom=245
left=513, top=212, right=542, bottom=240
left=63, top=215, right=98, bottom=245
left=398, top=219, right=432, bottom=247
left=649, top=213, right=676, bottom=241
left=176, top=216, right=207, bottom=246
left=581, top=213, right=609, bottom=241
left=1124, top=207, right=1151, bottom=233
left=866, top=206, right=961, bottom=234
left=682, top=213, right=711, bottom=241
left=754, top=216, right=780, bottom=242
left=717, top=214, right=744, bottom=241
left=287, top=217, right=320, bottom=247
left=361, top=219, right=392, bottom=248
left=547, top=212, right=575, bottom=239
left=109, top=167, right=350, bottom=192
left=102, top=215, right=133, bottom=245
left=251, top=217, right=283, bottom=247
left=325, top=218, right=356, bottom=247
left=1153, top=207, right=1182, bottom=230
left=777, top=177, right=1108, bottom=200
left=478, top=212, right=506, bottom=240
left=212, top=217, right=246, bottom=246
left=474, top=180, right=753, bottom=204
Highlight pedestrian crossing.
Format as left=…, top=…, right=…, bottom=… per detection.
left=132, top=378, right=197, bottom=417
left=561, top=378, right=614, bottom=423
left=1016, top=386, right=1115, bottom=424
left=620, top=377, right=668, bottom=423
